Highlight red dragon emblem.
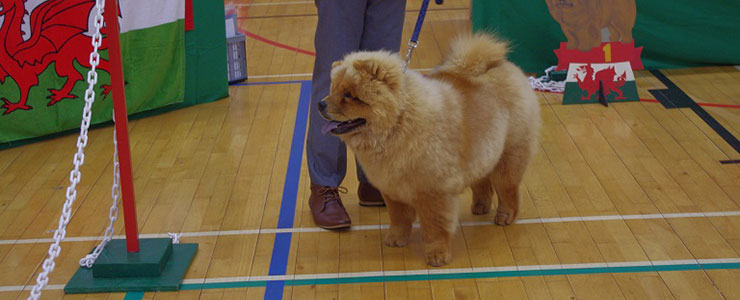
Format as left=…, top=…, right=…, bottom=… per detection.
left=575, top=64, right=627, bottom=100
left=0, top=0, right=111, bottom=115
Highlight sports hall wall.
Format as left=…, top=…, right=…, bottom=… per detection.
left=472, top=0, right=740, bottom=73
left=0, top=0, right=228, bottom=147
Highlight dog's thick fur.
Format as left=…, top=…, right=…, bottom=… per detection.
left=319, top=33, right=541, bottom=267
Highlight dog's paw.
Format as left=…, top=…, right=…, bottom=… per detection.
left=425, top=250, right=451, bottom=267
left=471, top=202, right=491, bottom=215
left=384, top=232, right=409, bottom=247
left=494, top=207, right=517, bottom=226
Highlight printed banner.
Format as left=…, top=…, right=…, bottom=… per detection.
left=0, top=0, right=186, bottom=144
left=554, top=41, right=643, bottom=71
left=563, top=62, right=639, bottom=105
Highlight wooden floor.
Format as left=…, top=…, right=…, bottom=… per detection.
left=2, top=0, right=740, bottom=299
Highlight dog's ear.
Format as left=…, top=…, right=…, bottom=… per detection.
left=353, top=59, right=400, bottom=89
left=332, top=60, right=342, bottom=69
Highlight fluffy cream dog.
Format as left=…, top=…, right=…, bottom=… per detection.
left=318, top=33, right=541, bottom=267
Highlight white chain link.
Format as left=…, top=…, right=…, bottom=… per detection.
left=528, top=66, right=566, bottom=93
left=168, top=233, right=182, bottom=244
left=28, top=1, right=106, bottom=298
left=79, top=113, right=120, bottom=268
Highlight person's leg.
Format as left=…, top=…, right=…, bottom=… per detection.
left=352, top=0, right=406, bottom=207
left=360, top=0, right=407, bottom=52
left=355, top=0, right=407, bottom=185
left=307, top=0, right=369, bottom=229
left=307, top=0, right=368, bottom=187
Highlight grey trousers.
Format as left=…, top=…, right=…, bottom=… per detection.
left=306, top=0, right=407, bottom=187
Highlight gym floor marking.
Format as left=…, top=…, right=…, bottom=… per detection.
left=1, top=210, right=739, bottom=245
left=3, top=258, right=739, bottom=292
left=650, top=69, right=740, bottom=162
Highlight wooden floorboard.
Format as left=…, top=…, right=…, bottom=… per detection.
left=1, top=0, right=739, bottom=299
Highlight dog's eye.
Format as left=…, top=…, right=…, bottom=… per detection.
left=343, top=92, right=367, bottom=105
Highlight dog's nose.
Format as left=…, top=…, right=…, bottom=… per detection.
left=318, top=101, right=327, bottom=112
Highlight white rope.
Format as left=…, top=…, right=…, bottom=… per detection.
left=27, top=1, right=105, bottom=298
left=528, top=66, right=565, bottom=93
left=78, top=115, right=121, bottom=268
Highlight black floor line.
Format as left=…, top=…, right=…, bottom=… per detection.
left=649, top=70, right=740, bottom=163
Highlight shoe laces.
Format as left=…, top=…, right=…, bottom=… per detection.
left=318, top=186, right=348, bottom=211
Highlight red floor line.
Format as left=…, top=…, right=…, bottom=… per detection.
left=239, top=29, right=316, bottom=56
left=534, top=90, right=740, bottom=109
left=638, top=98, right=740, bottom=109
left=235, top=0, right=316, bottom=57
left=692, top=102, right=740, bottom=109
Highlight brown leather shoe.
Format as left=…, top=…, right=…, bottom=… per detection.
left=358, top=182, right=385, bottom=207
left=309, top=184, right=351, bottom=229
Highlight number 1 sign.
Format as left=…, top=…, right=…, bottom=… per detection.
left=544, top=0, right=643, bottom=106
left=554, top=41, right=644, bottom=71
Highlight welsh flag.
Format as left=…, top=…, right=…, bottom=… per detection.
left=0, top=0, right=186, bottom=144
left=562, top=62, right=639, bottom=105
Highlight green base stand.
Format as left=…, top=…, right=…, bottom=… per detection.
left=93, top=238, right=173, bottom=278
left=549, top=69, right=567, bottom=82
left=65, top=238, right=197, bottom=294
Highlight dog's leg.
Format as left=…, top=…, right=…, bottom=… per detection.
left=581, top=26, right=602, bottom=52
left=384, top=196, right=416, bottom=247
left=471, top=177, right=494, bottom=215
left=607, top=25, right=621, bottom=42
left=618, top=23, right=634, bottom=43
left=564, top=28, right=579, bottom=50
left=416, top=194, right=457, bottom=267
left=492, top=148, right=532, bottom=225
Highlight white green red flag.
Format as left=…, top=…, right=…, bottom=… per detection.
left=563, top=62, right=639, bottom=105
left=0, top=0, right=187, bottom=144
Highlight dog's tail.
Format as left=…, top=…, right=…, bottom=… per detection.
left=438, top=32, right=509, bottom=77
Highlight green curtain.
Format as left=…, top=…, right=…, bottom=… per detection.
left=184, top=0, right=229, bottom=105
left=472, top=0, right=740, bottom=73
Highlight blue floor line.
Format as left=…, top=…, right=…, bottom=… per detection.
left=263, top=81, right=312, bottom=299
left=229, top=80, right=308, bottom=86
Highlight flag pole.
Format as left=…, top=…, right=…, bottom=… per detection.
left=104, top=0, right=139, bottom=253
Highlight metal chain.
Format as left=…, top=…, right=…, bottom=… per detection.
left=78, top=113, right=120, bottom=268
left=402, top=40, right=417, bottom=73
left=168, top=232, right=182, bottom=244
left=27, top=1, right=106, bottom=298
left=529, top=66, right=565, bottom=93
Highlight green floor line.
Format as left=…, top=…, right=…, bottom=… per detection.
left=123, top=291, right=145, bottom=300
left=178, top=262, right=740, bottom=291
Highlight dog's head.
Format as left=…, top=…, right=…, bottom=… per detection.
left=318, top=51, right=405, bottom=139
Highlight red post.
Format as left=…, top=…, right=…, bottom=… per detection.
left=104, top=0, right=139, bottom=252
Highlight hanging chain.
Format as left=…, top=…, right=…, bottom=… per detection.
left=79, top=113, right=120, bottom=268
left=27, top=0, right=106, bottom=298
left=528, top=66, right=566, bottom=93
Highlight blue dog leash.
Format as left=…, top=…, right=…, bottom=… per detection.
left=403, top=0, right=443, bottom=72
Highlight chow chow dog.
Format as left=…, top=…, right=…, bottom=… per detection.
left=318, top=33, right=541, bottom=267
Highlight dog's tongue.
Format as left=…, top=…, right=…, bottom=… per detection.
left=322, top=121, right=341, bottom=134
